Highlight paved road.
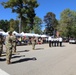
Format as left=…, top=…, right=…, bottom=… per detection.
left=0, top=43, right=76, bottom=75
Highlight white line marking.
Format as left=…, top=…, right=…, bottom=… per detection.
left=0, top=69, right=10, bottom=75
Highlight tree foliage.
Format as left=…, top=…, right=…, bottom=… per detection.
left=1, top=0, right=39, bottom=32
left=33, top=16, right=42, bottom=34
left=0, top=17, right=42, bottom=34
left=0, top=20, right=9, bottom=32
left=22, top=16, right=42, bottom=33
left=9, top=19, right=15, bottom=31
left=44, top=12, right=58, bottom=36
left=59, top=9, right=76, bottom=38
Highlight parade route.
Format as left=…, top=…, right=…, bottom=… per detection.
left=0, top=69, right=9, bottom=75
left=0, top=43, right=76, bottom=75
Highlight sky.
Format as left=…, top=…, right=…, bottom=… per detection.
left=0, top=0, right=76, bottom=30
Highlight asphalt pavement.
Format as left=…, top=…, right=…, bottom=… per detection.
left=0, top=43, right=76, bottom=75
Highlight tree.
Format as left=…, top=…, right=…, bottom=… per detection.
left=44, top=12, right=58, bottom=36
left=1, top=0, right=39, bottom=33
left=9, top=19, right=15, bottom=31
left=22, top=16, right=42, bottom=34
left=0, top=20, right=9, bottom=32
left=14, top=20, right=19, bottom=32
left=33, top=16, right=42, bottom=34
left=59, top=9, right=76, bottom=38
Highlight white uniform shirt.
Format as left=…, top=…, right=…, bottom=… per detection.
left=59, top=37, right=62, bottom=42
left=57, top=38, right=59, bottom=41
left=48, top=37, right=51, bottom=41
left=51, top=38, right=53, bottom=41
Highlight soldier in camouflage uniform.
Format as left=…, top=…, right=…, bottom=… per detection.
left=5, top=31, right=13, bottom=64
left=31, top=36, right=36, bottom=50
left=0, top=34, right=3, bottom=57
left=12, top=33, right=17, bottom=53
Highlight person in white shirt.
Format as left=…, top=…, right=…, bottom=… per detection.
left=48, top=36, right=52, bottom=47
left=51, top=38, right=54, bottom=47
left=59, top=36, right=63, bottom=47
left=57, top=37, right=59, bottom=46
left=53, top=38, right=57, bottom=47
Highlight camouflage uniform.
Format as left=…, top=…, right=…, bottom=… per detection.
left=5, top=31, right=13, bottom=64
left=12, top=34, right=16, bottom=53
left=31, top=36, right=36, bottom=50
left=0, top=34, right=3, bottom=57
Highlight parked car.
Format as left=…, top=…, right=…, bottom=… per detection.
left=63, top=37, right=69, bottom=42
left=69, top=38, right=76, bottom=44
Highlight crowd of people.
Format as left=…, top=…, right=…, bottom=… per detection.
left=48, top=36, right=63, bottom=47
left=0, top=31, right=63, bottom=65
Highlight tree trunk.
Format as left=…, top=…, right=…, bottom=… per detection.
left=19, top=15, right=22, bottom=33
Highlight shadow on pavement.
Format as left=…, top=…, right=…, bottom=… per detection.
left=12, top=54, right=25, bottom=59
left=60, top=45, right=65, bottom=47
left=12, top=55, right=22, bottom=59
left=0, top=58, right=6, bottom=61
left=35, top=48, right=44, bottom=50
left=18, top=50, right=30, bottom=53
left=12, top=57, right=37, bottom=64
left=52, top=45, right=65, bottom=47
